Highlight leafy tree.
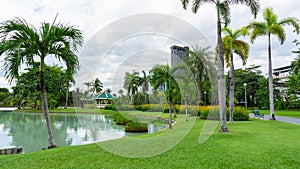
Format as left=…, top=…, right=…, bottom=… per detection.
left=229, top=65, right=264, bottom=107
left=181, top=0, right=260, bottom=132
left=221, top=27, right=249, bottom=122
left=248, top=7, right=300, bottom=120
left=0, top=18, right=83, bottom=148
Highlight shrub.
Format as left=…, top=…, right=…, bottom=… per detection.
left=104, top=105, right=116, bottom=110
left=199, top=106, right=220, bottom=120
left=112, top=113, right=132, bottom=125
left=125, top=122, right=148, bottom=132
left=228, top=106, right=249, bottom=121
left=49, top=100, right=57, bottom=110
left=199, top=106, right=249, bottom=121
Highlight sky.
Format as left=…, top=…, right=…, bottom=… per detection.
left=0, top=0, right=299, bottom=93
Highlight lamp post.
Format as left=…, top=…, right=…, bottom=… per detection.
left=204, top=91, right=206, bottom=106
left=243, top=83, right=247, bottom=109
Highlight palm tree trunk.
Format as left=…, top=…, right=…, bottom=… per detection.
left=40, top=59, right=56, bottom=148
left=229, top=53, right=235, bottom=123
left=173, top=103, right=177, bottom=118
left=130, top=88, right=133, bottom=104
left=198, top=83, right=203, bottom=105
left=185, top=96, right=188, bottom=121
left=217, top=9, right=229, bottom=132
left=268, top=34, right=276, bottom=120
left=169, top=93, right=173, bottom=129
left=65, top=82, right=68, bottom=109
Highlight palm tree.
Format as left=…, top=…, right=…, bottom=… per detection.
left=221, top=27, right=249, bottom=122
left=248, top=7, right=300, bottom=120
left=0, top=18, right=83, bottom=148
left=91, top=78, right=103, bottom=95
left=149, top=64, right=179, bottom=129
left=181, top=0, right=260, bottom=132
left=184, top=46, right=212, bottom=105
left=63, top=71, right=75, bottom=109
left=123, top=71, right=141, bottom=104
left=83, top=81, right=93, bottom=95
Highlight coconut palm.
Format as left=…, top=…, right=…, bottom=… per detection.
left=181, top=0, right=260, bottom=132
left=149, top=64, right=179, bottom=129
left=123, top=71, right=141, bottom=104
left=221, top=27, right=249, bottom=122
left=0, top=18, right=83, bottom=148
left=248, top=7, right=300, bottom=120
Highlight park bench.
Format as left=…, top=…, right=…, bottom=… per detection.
left=252, top=110, right=264, bottom=119
left=0, top=147, right=23, bottom=155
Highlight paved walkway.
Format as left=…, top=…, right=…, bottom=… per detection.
left=251, top=114, right=300, bottom=125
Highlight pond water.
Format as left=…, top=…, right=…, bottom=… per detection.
left=0, top=111, right=167, bottom=153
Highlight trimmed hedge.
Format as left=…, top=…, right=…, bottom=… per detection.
left=199, top=106, right=249, bottom=121
left=125, top=122, right=148, bottom=132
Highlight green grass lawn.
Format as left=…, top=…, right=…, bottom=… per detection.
left=258, top=109, right=300, bottom=118
left=1, top=115, right=299, bottom=169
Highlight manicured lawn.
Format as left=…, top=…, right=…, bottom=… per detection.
left=258, top=109, right=300, bottom=118
left=0, top=115, right=299, bottom=168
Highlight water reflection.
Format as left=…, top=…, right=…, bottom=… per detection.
left=0, top=111, right=167, bottom=153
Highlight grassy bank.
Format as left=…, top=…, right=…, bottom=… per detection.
left=14, top=108, right=118, bottom=115
left=0, top=116, right=299, bottom=168
left=259, top=109, right=300, bottom=118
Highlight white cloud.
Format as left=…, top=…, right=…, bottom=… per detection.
left=0, top=0, right=299, bottom=93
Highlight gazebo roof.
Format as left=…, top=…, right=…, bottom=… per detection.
left=96, top=92, right=113, bottom=99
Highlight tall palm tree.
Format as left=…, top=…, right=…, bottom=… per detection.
left=184, top=46, right=212, bottom=105
left=0, top=18, right=83, bottom=148
left=248, top=7, right=300, bottom=120
left=123, top=71, right=141, bottom=104
left=149, top=64, right=179, bottom=129
left=181, top=0, right=259, bottom=132
left=221, top=27, right=249, bottom=122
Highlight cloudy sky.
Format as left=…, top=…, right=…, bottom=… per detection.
left=0, top=0, right=299, bottom=92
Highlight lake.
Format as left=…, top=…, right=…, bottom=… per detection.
left=0, top=111, right=167, bottom=153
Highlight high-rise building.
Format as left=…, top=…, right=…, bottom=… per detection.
left=170, top=45, right=189, bottom=67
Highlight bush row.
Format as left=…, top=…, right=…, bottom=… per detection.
left=199, top=106, right=249, bottom=121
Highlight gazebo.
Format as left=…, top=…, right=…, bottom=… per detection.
left=95, top=92, right=113, bottom=108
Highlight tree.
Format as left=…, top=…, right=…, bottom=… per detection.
left=181, top=0, right=260, bottom=132
left=83, top=81, right=93, bottom=95
left=184, top=46, right=212, bottom=105
left=248, top=7, right=300, bottom=120
left=221, top=27, right=249, bottom=122
left=123, top=71, right=141, bottom=104
left=91, top=78, right=103, bottom=94
left=149, top=65, right=179, bottom=129
left=0, top=18, right=83, bottom=148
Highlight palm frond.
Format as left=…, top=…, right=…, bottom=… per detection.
left=233, top=40, right=249, bottom=65
left=218, top=1, right=231, bottom=26
left=278, top=17, right=300, bottom=34
left=269, top=24, right=286, bottom=44
left=228, top=0, right=260, bottom=18
left=263, top=7, right=278, bottom=26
